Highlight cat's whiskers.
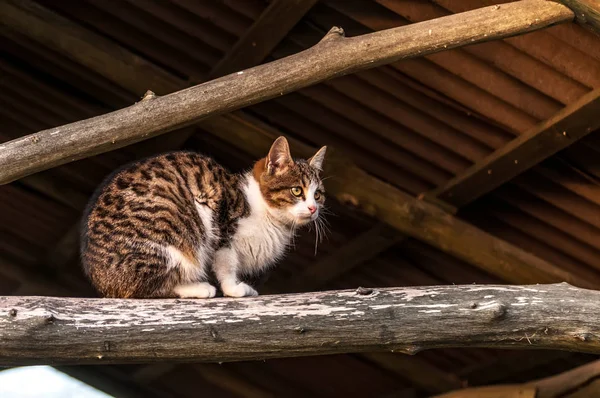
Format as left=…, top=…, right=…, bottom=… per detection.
left=289, top=217, right=299, bottom=249
left=312, top=215, right=329, bottom=256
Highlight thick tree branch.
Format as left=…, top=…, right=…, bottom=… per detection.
left=1, top=283, right=599, bottom=366
left=0, top=0, right=574, bottom=184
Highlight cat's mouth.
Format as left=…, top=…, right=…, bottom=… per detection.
left=296, top=213, right=318, bottom=223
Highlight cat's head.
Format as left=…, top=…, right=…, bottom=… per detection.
left=253, top=136, right=327, bottom=227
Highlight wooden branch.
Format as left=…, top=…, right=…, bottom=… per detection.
left=0, top=0, right=574, bottom=184
left=557, top=0, right=600, bottom=35
left=1, top=283, right=599, bottom=366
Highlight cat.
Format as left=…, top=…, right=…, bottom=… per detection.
left=80, top=136, right=327, bottom=298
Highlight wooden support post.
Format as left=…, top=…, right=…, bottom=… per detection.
left=0, top=0, right=574, bottom=184
left=1, top=283, right=599, bottom=366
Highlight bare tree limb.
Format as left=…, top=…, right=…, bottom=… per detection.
left=1, top=283, right=599, bottom=366
left=0, top=0, right=574, bottom=184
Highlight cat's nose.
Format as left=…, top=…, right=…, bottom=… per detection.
left=308, top=205, right=317, bottom=214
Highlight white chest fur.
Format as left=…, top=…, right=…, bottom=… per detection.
left=231, top=174, right=291, bottom=273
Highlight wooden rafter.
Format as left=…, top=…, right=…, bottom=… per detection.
left=209, top=0, right=319, bottom=79
left=430, top=89, right=600, bottom=207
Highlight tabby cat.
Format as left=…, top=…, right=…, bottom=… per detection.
left=80, top=137, right=327, bottom=298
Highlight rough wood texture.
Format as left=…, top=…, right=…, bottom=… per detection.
left=0, top=0, right=574, bottom=184
left=1, top=283, right=599, bottom=366
left=558, top=0, right=600, bottom=35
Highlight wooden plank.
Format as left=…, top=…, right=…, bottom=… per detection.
left=0, top=0, right=575, bottom=184
left=430, top=88, right=600, bottom=207
left=2, top=283, right=600, bottom=365
left=209, top=0, right=318, bottom=78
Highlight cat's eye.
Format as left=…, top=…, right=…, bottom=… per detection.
left=291, top=187, right=303, bottom=197
left=314, top=190, right=322, bottom=200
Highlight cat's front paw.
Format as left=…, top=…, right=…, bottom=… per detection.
left=222, top=282, right=258, bottom=298
left=174, top=282, right=217, bottom=298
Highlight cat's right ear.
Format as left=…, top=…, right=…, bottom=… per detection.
left=266, top=136, right=293, bottom=174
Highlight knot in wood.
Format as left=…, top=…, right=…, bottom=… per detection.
left=44, top=314, right=56, bottom=324
left=356, top=287, right=374, bottom=296
left=141, top=90, right=156, bottom=101
left=490, top=303, right=507, bottom=320
left=406, top=204, right=425, bottom=225
left=295, top=327, right=306, bottom=334
left=578, top=332, right=592, bottom=342
left=8, top=309, right=17, bottom=317
left=320, top=26, right=345, bottom=43
left=402, top=345, right=422, bottom=355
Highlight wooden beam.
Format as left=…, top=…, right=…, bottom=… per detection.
left=193, top=364, right=273, bottom=398
left=362, top=352, right=463, bottom=394
left=209, top=0, right=318, bottom=78
left=2, top=283, right=600, bottom=365
left=279, top=223, right=401, bottom=292
left=430, top=88, right=600, bottom=207
left=0, top=0, right=574, bottom=184
left=557, top=0, right=600, bottom=35
left=435, top=358, right=600, bottom=398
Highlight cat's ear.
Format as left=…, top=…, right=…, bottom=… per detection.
left=267, top=136, right=293, bottom=174
left=308, top=146, right=327, bottom=172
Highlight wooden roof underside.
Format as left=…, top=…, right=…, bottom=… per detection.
left=1, top=0, right=600, bottom=397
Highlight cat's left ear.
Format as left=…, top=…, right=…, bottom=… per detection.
left=267, top=136, right=293, bottom=174
left=308, top=146, right=327, bottom=172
